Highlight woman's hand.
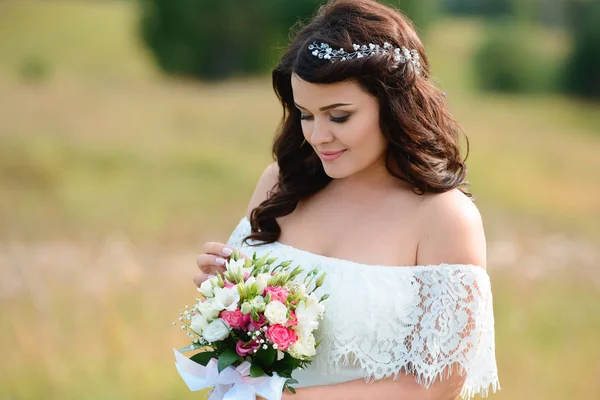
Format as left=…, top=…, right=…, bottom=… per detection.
left=193, top=242, right=248, bottom=287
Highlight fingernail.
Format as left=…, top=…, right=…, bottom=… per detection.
left=215, top=257, right=226, bottom=265
left=222, top=247, right=233, bottom=256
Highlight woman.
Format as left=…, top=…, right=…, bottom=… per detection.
left=194, top=0, right=500, bottom=398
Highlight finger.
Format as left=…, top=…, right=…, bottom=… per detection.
left=203, top=242, right=251, bottom=260
left=203, top=242, right=235, bottom=258
left=193, top=272, right=210, bottom=287
left=196, top=253, right=226, bottom=274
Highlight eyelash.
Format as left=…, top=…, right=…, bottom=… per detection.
left=300, top=115, right=350, bottom=123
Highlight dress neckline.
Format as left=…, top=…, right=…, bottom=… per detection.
left=238, top=216, right=485, bottom=272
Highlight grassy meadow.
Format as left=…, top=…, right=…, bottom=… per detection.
left=0, top=1, right=599, bottom=399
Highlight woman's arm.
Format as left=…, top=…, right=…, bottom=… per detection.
left=284, top=368, right=465, bottom=400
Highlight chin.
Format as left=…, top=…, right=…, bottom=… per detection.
left=321, top=163, right=354, bottom=179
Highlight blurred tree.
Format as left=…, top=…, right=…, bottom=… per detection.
left=383, top=0, right=439, bottom=34
left=563, top=0, right=600, bottom=99
left=443, top=0, right=514, bottom=17
left=139, top=0, right=324, bottom=80
left=473, top=21, right=557, bottom=93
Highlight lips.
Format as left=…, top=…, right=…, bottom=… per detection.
left=318, top=149, right=346, bottom=161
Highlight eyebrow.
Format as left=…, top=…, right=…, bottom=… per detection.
left=294, top=102, right=353, bottom=112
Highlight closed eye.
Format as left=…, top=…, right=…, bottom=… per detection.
left=300, top=115, right=350, bottom=123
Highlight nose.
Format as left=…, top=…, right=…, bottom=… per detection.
left=309, top=118, right=335, bottom=146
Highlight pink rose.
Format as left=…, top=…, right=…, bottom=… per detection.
left=236, top=340, right=260, bottom=357
left=220, top=310, right=250, bottom=330
left=266, top=324, right=298, bottom=351
left=286, top=310, right=298, bottom=327
left=247, top=313, right=266, bottom=331
left=264, top=286, right=289, bottom=304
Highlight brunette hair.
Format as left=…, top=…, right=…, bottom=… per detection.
left=244, top=0, right=472, bottom=246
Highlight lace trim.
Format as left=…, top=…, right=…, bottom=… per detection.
left=227, top=216, right=500, bottom=399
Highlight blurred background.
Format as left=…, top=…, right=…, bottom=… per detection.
left=0, top=0, right=599, bottom=399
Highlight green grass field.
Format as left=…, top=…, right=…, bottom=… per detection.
left=0, top=1, right=599, bottom=399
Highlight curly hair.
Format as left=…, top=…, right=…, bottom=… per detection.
left=244, top=0, right=472, bottom=246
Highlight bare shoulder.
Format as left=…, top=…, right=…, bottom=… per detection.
left=415, top=189, right=487, bottom=269
left=245, top=162, right=280, bottom=219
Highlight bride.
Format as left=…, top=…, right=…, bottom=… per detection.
left=193, top=0, right=500, bottom=399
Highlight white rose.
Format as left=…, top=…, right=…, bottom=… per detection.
left=212, top=286, right=240, bottom=312
left=198, top=278, right=217, bottom=298
left=202, top=318, right=230, bottom=342
left=255, top=273, right=270, bottom=295
left=251, top=295, right=265, bottom=311
left=190, top=313, right=210, bottom=335
left=196, top=299, right=220, bottom=320
left=288, top=332, right=316, bottom=359
left=264, top=300, right=288, bottom=325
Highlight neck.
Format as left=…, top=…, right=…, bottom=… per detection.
left=332, top=156, right=411, bottom=193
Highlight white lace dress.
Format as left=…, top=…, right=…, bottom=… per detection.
left=226, top=216, right=500, bottom=399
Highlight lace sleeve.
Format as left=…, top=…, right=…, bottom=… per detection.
left=407, top=267, right=500, bottom=399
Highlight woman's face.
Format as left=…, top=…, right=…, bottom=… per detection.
left=291, top=73, right=387, bottom=180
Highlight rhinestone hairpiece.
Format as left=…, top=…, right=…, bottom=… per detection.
left=308, top=41, right=422, bottom=75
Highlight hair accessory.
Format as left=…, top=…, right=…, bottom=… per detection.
left=308, top=41, right=422, bottom=75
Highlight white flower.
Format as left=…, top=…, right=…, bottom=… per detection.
left=295, top=294, right=325, bottom=338
left=264, top=300, right=288, bottom=325
left=245, top=276, right=256, bottom=288
left=190, top=313, right=210, bottom=335
left=198, top=278, right=217, bottom=298
left=212, top=286, right=240, bottom=312
left=251, top=295, right=265, bottom=310
left=285, top=281, right=306, bottom=298
left=196, top=299, right=220, bottom=320
left=202, top=318, right=231, bottom=343
left=226, top=258, right=252, bottom=280
left=288, top=333, right=316, bottom=359
left=255, top=273, right=270, bottom=295
left=240, top=301, right=252, bottom=315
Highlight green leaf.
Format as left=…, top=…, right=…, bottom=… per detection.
left=278, top=370, right=293, bottom=378
left=250, top=363, right=266, bottom=377
left=285, top=384, right=297, bottom=394
left=217, top=349, right=242, bottom=373
left=279, top=353, right=301, bottom=371
left=254, top=346, right=276, bottom=368
left=285, top=378, right=299, bottom=385
left=190, top=351, right=216, bottom=366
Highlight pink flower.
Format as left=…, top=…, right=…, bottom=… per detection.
left=264, top=286, right=289, bottom=304
left=247, top=313, right=266, bottom=331
left=244, top=271, right=250, bottom=280
left=286, top=310, right=298, bottom=327
left=224, top=283, right=236, bottom=289
left=266, top=324, right=298, bottom=351
left=248, top=314, right=265, bottom=331
left=220, top=310, right=250, bottom=330
left=236, top=340, right=260, bottom=357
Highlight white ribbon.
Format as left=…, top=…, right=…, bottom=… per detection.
left=173, top=349, right=287, bottom=400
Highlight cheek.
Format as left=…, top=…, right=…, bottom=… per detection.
left=339, top=114, right=386, bottom=154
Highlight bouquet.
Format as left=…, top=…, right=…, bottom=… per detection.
left=173, top=249, right=328, bottom=400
